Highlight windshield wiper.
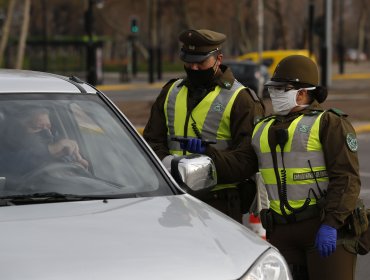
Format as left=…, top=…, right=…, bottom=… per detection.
left=0, top=192, right=87, bottom=205
left=0, top=192, right=140, bottom=206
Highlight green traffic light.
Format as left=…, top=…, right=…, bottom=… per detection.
left=131, top=18, right=139, bottom=33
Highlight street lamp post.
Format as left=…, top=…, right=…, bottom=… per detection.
left=85, top=0, right=96, bottom=85
left=85, top=0, right=104, bottom=85
left=41, top=0, right=48, bottom=72
left=338, top=0, right=345, bottom=74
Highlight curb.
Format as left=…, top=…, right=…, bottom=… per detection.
left=97, top=82, right=164, bottom=92
left=332, top=73, right=370, bottom=80
left=354, top=124, right=370, bottom=134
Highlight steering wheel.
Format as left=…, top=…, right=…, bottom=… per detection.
left=14, top=161, right=91, bottom=193
left=28, top=161, right=90, bottom=178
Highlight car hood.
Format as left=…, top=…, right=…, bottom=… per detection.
left=0, top=195, right=269, bottom=280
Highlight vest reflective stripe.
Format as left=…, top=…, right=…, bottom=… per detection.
left=164, top=79, right=185, bottom=137
left=202, top=81, right=245, bottom=140
left=164, top=79, right=244, bottom=190
left=252, top=113, right=329, bottom=214
left=165, top=79, right=244, bottom=154
left=257, top=150, right=326, bottom=170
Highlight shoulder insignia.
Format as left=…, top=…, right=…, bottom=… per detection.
left=328, top=108, right=348, bottom=117
left=346, top=133, right=358, bottom=152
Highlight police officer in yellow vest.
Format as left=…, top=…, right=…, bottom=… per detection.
left=143, top=29, right=264, bottom=222
left=253, top=55, right=361, bottom=279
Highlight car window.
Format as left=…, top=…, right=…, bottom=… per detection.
left=262, top=58, right=274, bottom=67
left=0, top=94, right=173, bottom=198
left=225, top=63, right=256, bottom=77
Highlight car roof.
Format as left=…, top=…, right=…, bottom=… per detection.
left=0, top=69, right=97, bottom=94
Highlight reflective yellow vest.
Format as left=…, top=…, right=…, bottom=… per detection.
left=164, top=79, right=245, bottom=190
left=252, top=113, right=329, bottom=214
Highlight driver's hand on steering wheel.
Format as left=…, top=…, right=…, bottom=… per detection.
left=48, top=139, right=89, bottom=169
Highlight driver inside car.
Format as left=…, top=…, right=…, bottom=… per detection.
left=1, top=106, right=89, bottom=177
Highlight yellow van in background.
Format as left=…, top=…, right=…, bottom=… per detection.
left=236, top=49, right=316, bottom=76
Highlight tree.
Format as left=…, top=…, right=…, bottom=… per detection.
left=356, top=0, right=369, bottom=63
left=234, top=0, right=252, bottom=54
left=15, top=0, right=31, bottom=69
left=0, top=0, right=17, bottom=67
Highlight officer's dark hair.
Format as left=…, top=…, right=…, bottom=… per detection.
left=290, top=82, right=328, bottom=104
left=307, top=86, right=328, bottom=103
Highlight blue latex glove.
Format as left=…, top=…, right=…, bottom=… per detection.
left=315, top=224, right=337, bottom=258
left=180, top=138, right=206, bottom=154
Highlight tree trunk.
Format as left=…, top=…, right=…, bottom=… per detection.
left=16, top=0, right=31, bottom=69
left=0, top=0, right=17, bottom=67
left=235, top=0, right=252, bottom=54
left=356, top=0, right=368, bottom=63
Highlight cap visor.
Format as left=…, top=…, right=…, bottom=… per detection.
left=264, top=80, right=288, bottom=87
left=180, top=51, right=211, bottom=63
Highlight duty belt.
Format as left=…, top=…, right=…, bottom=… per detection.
left=271, top=205, right=321, bottom=224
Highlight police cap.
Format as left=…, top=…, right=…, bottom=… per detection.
left=265, top=55, right=319, bottom=87
left=179, top=29, right=226, bottom=63
left=265, top=55, right=328, bottom=103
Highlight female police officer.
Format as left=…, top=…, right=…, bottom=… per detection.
left=252, top=55, right=361, bottom=279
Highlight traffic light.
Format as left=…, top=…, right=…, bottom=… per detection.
left=130, top=17, right=139, bottom=33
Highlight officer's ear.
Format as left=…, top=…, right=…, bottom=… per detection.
left=216, top=53, right=223, bottom=67
left=296, top=89, right=310, bottom=105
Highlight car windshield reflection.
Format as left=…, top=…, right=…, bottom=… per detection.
left=0, top=94, right=173, bottom=199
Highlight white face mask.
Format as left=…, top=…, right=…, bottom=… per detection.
left=268, top=88, right=301, bottom=116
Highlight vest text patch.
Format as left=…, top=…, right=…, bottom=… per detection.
left=293, top=170, right=328, bottom=181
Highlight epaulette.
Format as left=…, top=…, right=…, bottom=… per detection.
left=327, top=108, right=348, bottom=117
left=304, top=109, right=324, bottom=116
left=244, top=87, right=260, bottom=102
left=162, top=78, right=180, bottom=89
left=255, top=115, right=276, bottom=124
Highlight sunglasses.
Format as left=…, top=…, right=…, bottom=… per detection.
left=267, top=85, right=295, bottom=92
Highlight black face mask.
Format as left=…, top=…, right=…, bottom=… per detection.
left=184, top=63, right=217, bottom=89
left=34, top=129, right=54, bottom=144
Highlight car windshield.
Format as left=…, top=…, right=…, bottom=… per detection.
left=0, top=93, right=174, bottom=199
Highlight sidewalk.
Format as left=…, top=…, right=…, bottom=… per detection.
left=331, top=63, right=370, bottom=93
left=99, top=62, right=370, bottom=96
left=97, top=61, right=370, bottom=134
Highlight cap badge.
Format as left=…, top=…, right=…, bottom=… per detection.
left=189, top=45, right=195, bottom=50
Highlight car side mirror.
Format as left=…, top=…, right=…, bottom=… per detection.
left=170, top=154, right=217, bottom=196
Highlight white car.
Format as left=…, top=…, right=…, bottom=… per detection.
left=0, top=69, right=291, bottom=280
